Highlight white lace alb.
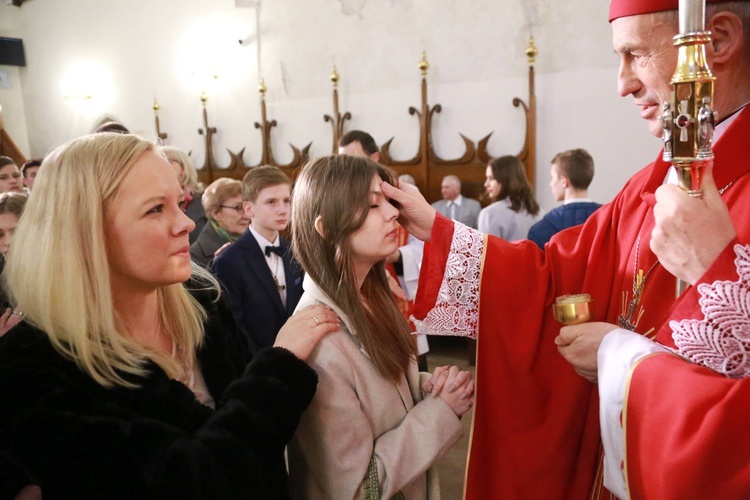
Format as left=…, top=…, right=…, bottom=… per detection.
left=670, top=244, right=750, bottom=378
left=412, top=222, right=483, bottom=339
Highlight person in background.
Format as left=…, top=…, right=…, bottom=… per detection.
left=288, top=154, right=473, bottom=498
left=338, top=129, right=380, bottom=161
left=0, top=190, right=27, bottom=335
left=0, top=191, right=26, bottom=261
left=0, top=133, right=339, bottom=499
left=160, top=146, right=207, bottom=244
left=431, top=175, right=481, bottom=229
left=528, top=148, right=601, bottom=249
left=0, top=157, right=23, bottom=194
left=190, top=177, right=249, bottom=268
left=94, top=121, right=130, bottom=134
left=212, top=166, right=303, bottom=354
left=387, top=173, right=429, bottom=370
left=20, top=159, right=41, bottom=192
left=478, top=155, right=542, bottom=240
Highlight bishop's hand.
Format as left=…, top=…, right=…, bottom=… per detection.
left=555, top=322, right=619, bottom=383
left=381, top=180, right=436, bottom=242
left=651, top=164, right=736, bottom=285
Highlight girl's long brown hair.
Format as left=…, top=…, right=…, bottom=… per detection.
left=488, top=155, right=540, bottom=216
left=292, top=155, right=416, bottom=382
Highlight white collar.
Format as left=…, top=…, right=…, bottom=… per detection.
left=248, top=225, right=279, bottom=250
left=563, top=198, right=593, bottom=205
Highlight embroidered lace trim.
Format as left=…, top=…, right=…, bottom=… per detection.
left=412, top=222, right=482, bottom=339
left=670, top=244, right=750, bottom=378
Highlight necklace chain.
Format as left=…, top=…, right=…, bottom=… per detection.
left=270, top=254, right=286, bottom=293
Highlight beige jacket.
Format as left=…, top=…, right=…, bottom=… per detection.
left=288, top=275, right=463, bottom=499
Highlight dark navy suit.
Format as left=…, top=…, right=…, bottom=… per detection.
left=212, top=229, right=304, bottom=353
left=527, top=201, right=602, bottom=249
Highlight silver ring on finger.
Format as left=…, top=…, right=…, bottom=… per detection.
left=313, top=315, right=321, bottom=326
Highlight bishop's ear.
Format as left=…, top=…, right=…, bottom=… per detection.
left=706, top=11, right=744, bottom=66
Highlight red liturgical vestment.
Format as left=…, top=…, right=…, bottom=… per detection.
left=413, top=107, right=750, bottom=498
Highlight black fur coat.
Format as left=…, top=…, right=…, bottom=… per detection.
left=0, top=290, right=317, bottom=499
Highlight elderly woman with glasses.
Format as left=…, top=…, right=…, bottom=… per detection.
left=190, top=177, right=250, bottom=268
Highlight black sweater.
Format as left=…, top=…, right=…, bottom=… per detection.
left=0, top=291, right=317, bottom=499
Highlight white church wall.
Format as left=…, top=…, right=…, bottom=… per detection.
left=3, top=0, right=660, bottom=209
left=0, top=5, right=30, bottom=157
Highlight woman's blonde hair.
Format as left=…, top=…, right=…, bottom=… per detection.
left=5, top=133, right=215, bottom=388
left=201, top=177, right=243, bottom=218
left=160, top=145, right=204, bottom=194
left=292, top=155, right=416, bottom=382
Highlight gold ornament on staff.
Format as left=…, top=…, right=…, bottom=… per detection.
left=661, top=0, right=715, bottom=195
left=660, top=0, right=716, bottom=296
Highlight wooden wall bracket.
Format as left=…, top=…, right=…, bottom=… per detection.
left=323, top=66, right=351, bottom=153
left=191, top=40, right=537, bottom=200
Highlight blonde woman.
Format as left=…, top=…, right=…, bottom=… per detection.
left=161, top=145, right=207, bottom=243
left=190, top=177, right=249, bottom=268
left=0, top=133, right=339, bottom=498
left=288, top=154, right=474, bottom=499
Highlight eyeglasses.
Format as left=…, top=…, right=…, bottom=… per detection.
left=219, top=204, right=244, bottom=214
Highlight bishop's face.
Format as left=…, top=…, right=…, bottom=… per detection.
left=612, top=13, right=679, bottom=138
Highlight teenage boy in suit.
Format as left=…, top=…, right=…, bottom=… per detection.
left=212, top=166, right=303, bottom=353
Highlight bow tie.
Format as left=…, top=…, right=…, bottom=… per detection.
left=265, top=245, right=284, bottom=258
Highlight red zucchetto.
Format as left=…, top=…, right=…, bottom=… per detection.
left=609, top=0, right=743, bottom=22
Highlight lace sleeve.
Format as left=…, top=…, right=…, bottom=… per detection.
left=411, top=222, right=484, bottom=339
left=670, top=244, right=750, bottom=378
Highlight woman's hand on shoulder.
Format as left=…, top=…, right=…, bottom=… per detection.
left=0, top=307, right=23, bottom=338
left=14, top=485, right=42, bottom=500
left=274, top=305, right=340, bottom=361
left=425, top=365, right=474, bottom=417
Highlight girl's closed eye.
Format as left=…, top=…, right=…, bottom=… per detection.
left=147, top=204, right=164, bottom=215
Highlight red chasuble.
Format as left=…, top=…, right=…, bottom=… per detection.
left=413, top=107, right=750, bottom=498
